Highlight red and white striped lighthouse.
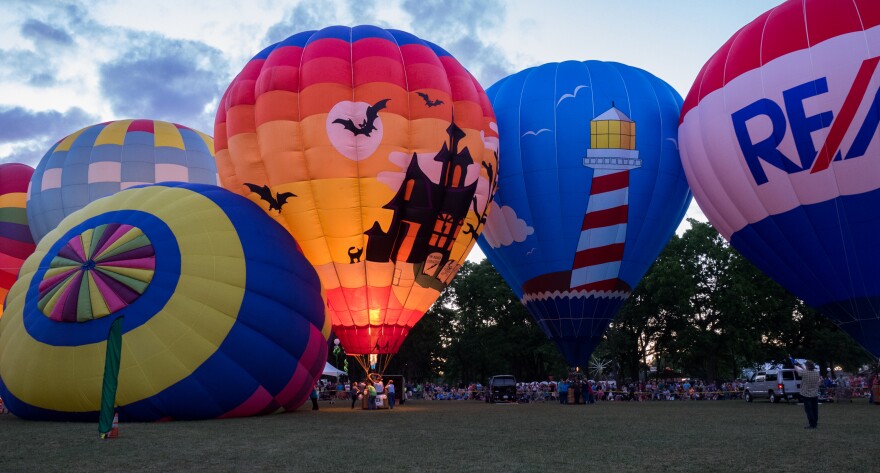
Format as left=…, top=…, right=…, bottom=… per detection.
left=570, top=105, right=641, bottom=292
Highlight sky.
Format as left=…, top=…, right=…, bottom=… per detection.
left=0, top=0, right=786, bottom=260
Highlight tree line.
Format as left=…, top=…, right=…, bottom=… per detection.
left=343, top=220, right=874, bottom=384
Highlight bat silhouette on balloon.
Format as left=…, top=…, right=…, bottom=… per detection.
left=332, top=99, right=390, bottom=137
left=244, top=183, right=297, bottom=213
left=417, top=92, right=444, bottom=107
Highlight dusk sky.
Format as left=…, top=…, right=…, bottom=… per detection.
left=0, top=0, right=785, bottom=259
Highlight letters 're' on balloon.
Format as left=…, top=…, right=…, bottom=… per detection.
left=479, top=61, right=691, bottom=367
left=679, top=0, right=880, bottom=355
left=215, top=26, right=498, bottom=356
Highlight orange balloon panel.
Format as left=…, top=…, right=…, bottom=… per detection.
left=215, top=26, right=498, bottom=354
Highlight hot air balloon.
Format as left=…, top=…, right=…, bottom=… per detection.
left=679, top=0, right=880, bottom=356
left=26, top=119, right=219, bottom=243
left=0, top=163, right=36, bottom=317
left=215, top=25, right=498, bottom=372
left=0, top=182, right=327, bottom=421
left=478, top=61, right=691, bottom=368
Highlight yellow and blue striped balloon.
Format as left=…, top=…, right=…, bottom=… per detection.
left=0, top=182, right=327, bottom=421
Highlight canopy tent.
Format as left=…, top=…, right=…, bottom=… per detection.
left=322, top=362, right=345, bottom=378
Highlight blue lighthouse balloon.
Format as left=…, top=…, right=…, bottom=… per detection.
left=478, top=61, right=692, bottom=367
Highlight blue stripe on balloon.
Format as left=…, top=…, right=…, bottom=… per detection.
left=306, top=25, right=351, bottom=44
left=731, top=188, right=880, bottom=357
left=23, top=210, right=181, bottom=346
left=117, top=183, right=323, bottom=420
left=526, top=294, right=626, bottom=367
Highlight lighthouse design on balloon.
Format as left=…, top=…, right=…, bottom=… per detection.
left=570, top=104, right=641, bottom=293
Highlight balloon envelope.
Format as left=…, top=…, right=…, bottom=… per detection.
left=215, top=26, right=498, bottom=355
left=0, top=163, right=36, bottom=317
left=26, top=119, right=219, bottom=243
left=678, top=0, right=880, bottom=355
left=0, top=182, right=326, bottom=421
left=479, top=61, right=691, bottom=367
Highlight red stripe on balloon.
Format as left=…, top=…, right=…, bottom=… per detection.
left=128, top=119, right=154, bottom=134
left=811, top=55, right=880, bottom=173
left=680, top=0, right=880, bottom=123
left=581, top=206, right=628, bottom=230
left=590, top=171, right=629, bottom=195
left=572, top=243, right=626, bottom=268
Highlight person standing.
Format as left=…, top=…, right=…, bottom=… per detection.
left=310, top=384, right=319, bottom=411
left=367, top=382, right=377, bottom=410
left=350, top=380, right=361, bottom=409
left=387, top=380, right=396, bottom=409
left=558, top=379, right=569, bottom=404
left=793, top=357, right=821, bottom=429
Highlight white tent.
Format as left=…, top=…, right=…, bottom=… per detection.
left=322, top=362, right=345, bottom=378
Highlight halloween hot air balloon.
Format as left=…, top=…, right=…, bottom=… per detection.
left=478, top=61, right=691, bottom=368
left=0, top=163, right=36, bottom=317
left=679, top=0, right=880, bottom=355
left=26, top=119, right=219, bottom=243
left=0, top=182, right=327, bottom=421
left=215, top=25, right=498, bottom=372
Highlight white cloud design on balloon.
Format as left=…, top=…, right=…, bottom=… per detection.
left=483, top=201, right=534, bottom=248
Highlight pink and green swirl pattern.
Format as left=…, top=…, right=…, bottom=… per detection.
left=37, top=223, right=155, bottom=322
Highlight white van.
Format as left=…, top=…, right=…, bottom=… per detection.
left=743, top=368, right=801, bottom=403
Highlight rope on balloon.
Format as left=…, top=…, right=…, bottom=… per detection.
left=352, top=353, right=395, bottom=377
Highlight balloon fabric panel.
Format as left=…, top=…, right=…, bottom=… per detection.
left=480, top=61, right=691, bottom=367
left=27, top=120, right=218, bottom=243
left=215, top=26, right=499, bottom=355
left=0, top=183, right=326, bottom=421
left=0, top=163, right=36, bottom=318
left=679, top=0, right=880, bottom=355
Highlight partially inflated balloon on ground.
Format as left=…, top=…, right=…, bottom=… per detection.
left=215, top=26, right=498, bottom=360
left=26, top=119, right=219, bottom=243
left=0, top=182, right=326, bottom=421
left=479, top=61, right=691, bottom=367
left=0, top=163, right=36, bottom=317
left=678, top=0, right=880, bottom=355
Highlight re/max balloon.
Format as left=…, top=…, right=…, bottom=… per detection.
left=679, top=0, right=880, bottom=356
left=479, top=61, right=691, bottom=367
left=215, top=26, right=498, bottom=358
left=27, top=119, right=219, bottom=243
left=0, top=183, right=326, bottom=421
left=0, top=163, right=36, bottom=318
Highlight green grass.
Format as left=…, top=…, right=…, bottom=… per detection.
left=1, top=398, right=878, bottom=472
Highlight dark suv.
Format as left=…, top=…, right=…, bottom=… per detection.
left=485, top=375, right=517, bottom=403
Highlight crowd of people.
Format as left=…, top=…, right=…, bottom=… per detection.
left=313, top=371, right=879, bottom=404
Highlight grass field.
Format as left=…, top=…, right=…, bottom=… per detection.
left=1, top=398, right=878, bottom=472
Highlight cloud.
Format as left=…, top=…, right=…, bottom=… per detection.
left=0, top=49, right=60, bottom=87
left=482, top=201, right=534, bottom=248
left=401, top=0, right=514, bottom=86
left=0, top=106, right=98, bottom=166
left=263, top=2, right=341, bottom=45
left=99, top=32, right=227, bottom=132
left=20, top=18, right=74, bottom=48
left=258, top=0, right=514, bottom=88
left=0, top=106, right=95, bottom=144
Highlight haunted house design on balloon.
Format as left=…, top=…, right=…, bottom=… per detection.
left=365, top=122, right=477, bottom=289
